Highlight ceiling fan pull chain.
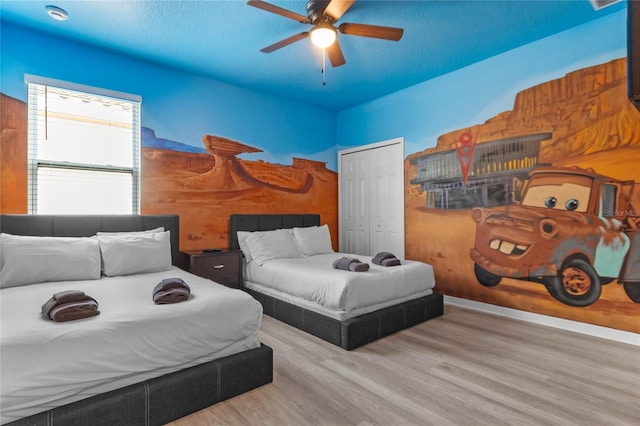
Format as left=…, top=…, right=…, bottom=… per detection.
left=322, top=48, right=327, bottom=86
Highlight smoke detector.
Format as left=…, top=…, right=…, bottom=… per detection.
left=45, top=5, right=68, bottom=21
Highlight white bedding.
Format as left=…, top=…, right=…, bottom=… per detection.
left=0, top=267, right=262, bottom=424
left=243, top=252, right=435, bottom=320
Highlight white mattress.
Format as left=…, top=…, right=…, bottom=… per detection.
left=243, top=252, right=435, bottom=320
left=0, top=266, right=262, bottom=424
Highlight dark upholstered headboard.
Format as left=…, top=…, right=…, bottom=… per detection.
left=0, top=214, right=181, bottom=266
left=228, top=214, right=320, bottom=251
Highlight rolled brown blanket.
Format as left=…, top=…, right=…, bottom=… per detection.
left=381, top=257, right=401, bottom=267
left=333, top=257, right=369, bottom=272
left=153, top=277, right=191, bottom=304
left=50, top=300, right=100, bottom=322
left=42, top=291, right=100, bottom=322
left=372, top=252, right=401, bottom=267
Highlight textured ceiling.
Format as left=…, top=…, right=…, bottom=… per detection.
left=0, top=0, right=626, bottom=111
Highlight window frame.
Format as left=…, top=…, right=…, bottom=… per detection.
left=25, top=74, right=142, bottom=215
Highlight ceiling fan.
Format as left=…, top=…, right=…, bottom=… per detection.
left=247, top=0, right=404, bottom=67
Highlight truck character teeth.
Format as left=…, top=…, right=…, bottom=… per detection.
left=489, top=239, right=529, bottom=255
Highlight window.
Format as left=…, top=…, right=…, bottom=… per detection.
left=26, top=75, right=141, bottom=214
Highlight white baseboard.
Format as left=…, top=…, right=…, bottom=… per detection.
left=444, top=296, right=640, bottom=347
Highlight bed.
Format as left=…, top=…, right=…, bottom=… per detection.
left=229, top=213, right=443, bottom=350
left=0, top=214, right=272, bottom=426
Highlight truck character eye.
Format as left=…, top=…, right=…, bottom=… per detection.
left=545, top=197, right=557, bottom=208
left=566, top=199, right=579, bottom=211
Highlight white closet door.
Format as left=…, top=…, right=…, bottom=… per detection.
left=369, top=142, right=405, bottom=259
left=339, top=138, right=405, bottom=258
left=340, top=149, right=370, bottom=255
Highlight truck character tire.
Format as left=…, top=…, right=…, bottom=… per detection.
left=622, top=282, right=640, bottom=303
left=544, top=259, right=601, bottom=307
left=474, top=264, right=501, bottom=287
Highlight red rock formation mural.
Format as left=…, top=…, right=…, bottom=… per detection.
left=0, top=94, right=28, bottom=213
left=0, top=93, right=338, bottom=252
left=406, top=58, right=640, bottom=333
left=142, top=135, right=338, bottom=251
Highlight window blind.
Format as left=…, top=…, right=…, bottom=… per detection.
left=26, top=75, right=141, bottom=214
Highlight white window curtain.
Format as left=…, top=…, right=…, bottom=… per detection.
left=26, top=75, right=141, bottom=214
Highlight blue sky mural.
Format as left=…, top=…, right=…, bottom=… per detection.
left=0, top=10, right=627, bottom=171
left=336, top=10, right=627, bottom=157
left=0, top=20, right=338, bottom=170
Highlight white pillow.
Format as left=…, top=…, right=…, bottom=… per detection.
left=98, top=231, right=172, bottom=277
left=0, top=233, right=101, bottom=289
left=96, top=227, right=164, bottom=236
left=293, top=224, right=334, bottom=256
left=243, top=229, right=301, bottom=266
left=236, top=231, right=253, bottom=263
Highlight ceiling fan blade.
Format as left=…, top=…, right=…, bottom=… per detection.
left=247, top=0, right=309, bottom=23
left=324, top=0, right=355, bottom=21
left=327, top=40, right=346, bottom=67
left=338, top=23, right=404, bottom=41
left=260, top=32, right=309, bottom=53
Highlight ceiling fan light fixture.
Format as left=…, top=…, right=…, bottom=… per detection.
left=310, top=24, right=337, bottom=49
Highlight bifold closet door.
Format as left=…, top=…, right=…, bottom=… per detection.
left=340, top=149, right=370, bottom=256
left=369, top=142, right=404, bottom=259
left=339, top=139, right=405, bottom=258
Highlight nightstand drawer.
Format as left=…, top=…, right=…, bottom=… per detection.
left=181, top=250, right=242, bottom=289
left=192, top=253, right=239, bottom=278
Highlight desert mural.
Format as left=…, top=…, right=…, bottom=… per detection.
left=406, top=58, right=640, bottom=333
left=0, top=93, right=338, bottom=252
left=141, top=129, right=338, bottom=250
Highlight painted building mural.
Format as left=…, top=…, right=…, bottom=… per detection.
left=405, top=57, right=640, bottom=333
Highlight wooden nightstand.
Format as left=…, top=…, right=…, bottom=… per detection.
left=180, top=249, right=242, bottom=289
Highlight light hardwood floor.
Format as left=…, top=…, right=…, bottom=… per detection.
left=169, top=305, right=640, bottom=425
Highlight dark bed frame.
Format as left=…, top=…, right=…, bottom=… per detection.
left=1, top=214, right=273, bottom=426
left=229, top=213, right=444, bottom=351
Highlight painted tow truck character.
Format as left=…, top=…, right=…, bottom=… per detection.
left=470, top=166, right=640, bottom=307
